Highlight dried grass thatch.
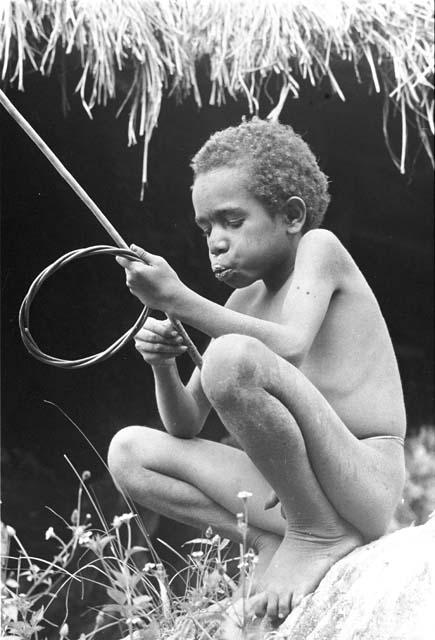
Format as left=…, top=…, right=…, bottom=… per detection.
left=1, top=0, right=433, bottom=192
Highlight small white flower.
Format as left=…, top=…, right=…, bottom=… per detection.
left=45, top=526, right=55, bottom=540
left=190, top=550, right=204, bottom=559
left=6, top=577, right=19, bottom=588
left=59, top=622, right=69, bottom=638
left=112, top=513, right=135, bottom=528
left=6, top=525, right=16, bottom=537
left=78, top=530, right=93, bottom=546
left=144, top=562, right=156, bottom=572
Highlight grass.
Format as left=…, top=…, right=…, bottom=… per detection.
left=2, top=425, right=435, bottom=639
left=1, top=467, right=266, bottom=640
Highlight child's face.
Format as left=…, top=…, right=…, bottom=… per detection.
left=192, top=166, right=295, bottom=288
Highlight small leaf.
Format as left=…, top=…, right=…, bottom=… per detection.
left=30, top=605, right=45, bottom=625
left=219, top=538, right=231, bottom=551
left=111, top=567, right=132, bottom=588
left=132, top=594, right=153, bottom=608
left=106, top=586, right=127, bottom=605
left=125, top=545, right=149, bottom=558
left=102, top=603, right=122, bottom=614
left=182, top=538, right=213, bottom=546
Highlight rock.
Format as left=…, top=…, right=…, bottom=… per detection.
left=220, top=517, right=435, bottom=640
left=278, top=516, right=435, bottom=640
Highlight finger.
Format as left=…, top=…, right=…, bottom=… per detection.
left=130, top=244, right=160, bottom=265
left=115, top=255, right=145, bottom=273
left=141, top=318, right=183, bottom=341
left=135, top=341, right=187, bottom=355
left=135, top=329, right=183, bottom=346
left=115, top=255, right=130, bottom=268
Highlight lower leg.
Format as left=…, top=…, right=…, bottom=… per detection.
left=201, top=343, right=362, bottom=618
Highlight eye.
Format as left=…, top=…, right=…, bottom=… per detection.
left=200, top=227, right=211, bottom=237
left=227, top=218, right=243, bottom=228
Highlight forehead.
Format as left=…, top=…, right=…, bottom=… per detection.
left=192, top=166, right=254, bottom=215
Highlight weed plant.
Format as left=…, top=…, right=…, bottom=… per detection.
left=1, top=468, right=266, bottom=639
left=2, top=425, right=435, bottom=639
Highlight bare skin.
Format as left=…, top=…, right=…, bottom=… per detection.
left=111, top=166, right=406, bottom=620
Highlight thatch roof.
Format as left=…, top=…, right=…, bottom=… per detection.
left=1, top=0, right=433, bottom=191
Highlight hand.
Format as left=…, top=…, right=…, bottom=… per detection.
left=116, top=244, right=184, bottom=312
left=133, top=317, right=187, bottom=366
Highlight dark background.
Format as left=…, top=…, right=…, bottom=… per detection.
left=1, top=62, right=433, bottom=552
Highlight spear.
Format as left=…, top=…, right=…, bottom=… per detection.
left=0, top=88, right=202, bottom=368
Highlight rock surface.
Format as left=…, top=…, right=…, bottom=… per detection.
left=222, top=516, right=435, bottom=640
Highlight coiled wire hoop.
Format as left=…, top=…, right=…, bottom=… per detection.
left=19, top=246, right=150, bottom=369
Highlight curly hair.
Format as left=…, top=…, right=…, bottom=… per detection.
left=190, top=118, right=330, bottom=231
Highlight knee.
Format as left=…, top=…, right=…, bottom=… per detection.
left=107, top=425, right=155, bottom=490
left=201, top=334, right=265, bottom=403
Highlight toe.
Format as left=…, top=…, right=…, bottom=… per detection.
left=278, top=592, right=291, bottom=620
left=253, top=592, right=268, bottom=618
left=266, top=592, right=279, bottom=619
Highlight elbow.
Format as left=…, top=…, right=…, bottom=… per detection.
left=165, top=419, right=203, bottom=439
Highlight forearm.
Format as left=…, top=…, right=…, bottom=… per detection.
left=152, top=362, right=205, bottom=437
left=169, top=287, right=305, bottom=364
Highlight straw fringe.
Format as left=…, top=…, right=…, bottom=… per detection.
left=1, top=0, right=433, bottom=183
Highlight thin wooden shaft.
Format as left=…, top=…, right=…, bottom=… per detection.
left=1, top=89, right=202, bottom=368
left=0, top=88, right=128, bottom=249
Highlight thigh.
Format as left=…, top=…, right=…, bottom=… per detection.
left=137, top=427, right=286, bottom=536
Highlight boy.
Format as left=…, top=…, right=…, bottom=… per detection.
left=110, top=119, right=406, bottom=620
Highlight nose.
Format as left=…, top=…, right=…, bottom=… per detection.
left=208, top=229, right=229, bottom=256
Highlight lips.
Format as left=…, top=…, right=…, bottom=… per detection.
left=212, top=264, right=233, bottom=281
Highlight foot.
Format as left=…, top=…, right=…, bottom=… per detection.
left=250, top=531, right=282, bottom=585
left=234, top=531, right=282, bottom=600
left=251, top=526, right=362, bottom=621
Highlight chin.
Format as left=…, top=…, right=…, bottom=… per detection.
left=231, top=273, right=259, bottom=289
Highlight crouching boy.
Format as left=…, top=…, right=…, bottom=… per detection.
left=109, top=119, right=406, bottom=620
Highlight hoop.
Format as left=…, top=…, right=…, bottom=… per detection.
left=19, top=246, right=150, bottom=369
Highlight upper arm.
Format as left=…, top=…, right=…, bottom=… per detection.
left=281, top=230, right=345, bottom=356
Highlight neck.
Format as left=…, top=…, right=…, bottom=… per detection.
left=262, top=233, right=300, bottom=292
left=263, top=251, right=298, bottom=292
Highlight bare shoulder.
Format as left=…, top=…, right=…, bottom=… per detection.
left=295, top=229, right=353, bottom=285
left=297, top=229, right=348, bottom=265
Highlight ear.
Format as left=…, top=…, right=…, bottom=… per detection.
left=283, top=196, right=306, bottom=233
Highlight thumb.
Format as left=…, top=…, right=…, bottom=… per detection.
left=130, top=244, right=157, bottom=265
